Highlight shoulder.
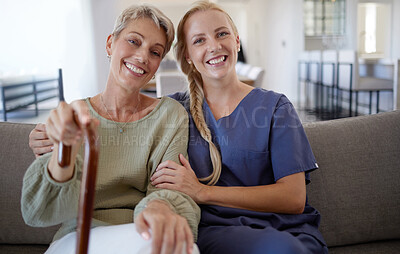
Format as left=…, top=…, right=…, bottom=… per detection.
left=248, top=88, right=293, bottom=111
left=168, top=91, right=189, bottom=102
left=161, top=96, right=187, bottom=113
left=168, top=92, right=190, bottom=112
left=251, top=88, right=287, bottom=104
left=157, top=96, right=189, bottom=123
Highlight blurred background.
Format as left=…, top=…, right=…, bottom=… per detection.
left=1, top=0, right=399, bottom=122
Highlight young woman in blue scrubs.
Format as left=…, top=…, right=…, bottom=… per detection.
left=151, top=1, right=329, bottom=253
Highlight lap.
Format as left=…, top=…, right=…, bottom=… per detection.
left=46, top=223, right=199, bottom=254
left=197, top=225, right=327, bottom=254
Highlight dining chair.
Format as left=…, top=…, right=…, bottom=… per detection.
left=321, top=50, right=338, bottom=118
left=155, top=71, right=188, bottom=97
left=337, top=50, right=393, bottom=116
left=298, top=51, right=310, bottom=109
left=308, top=50, right=322, bottom=113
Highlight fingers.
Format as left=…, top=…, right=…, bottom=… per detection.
left=172, top=218, right=189, bottom=254
left=135, top=213, right=151, bottom=241
left=33, top=145, right=54, bottom=158
left=46, top=110, right=61, bottom=143
left=29, top=123, right=54, bottom=157
left=179, top=154, right=190, bottom=168
left=142, top=201, right=193, bottom=254
left=35, top=123, right=47, bottom=132
left=46, top=101, right=94, bottom=145
left=151, top=167, right=177, bottom=180
left=52, top=102, right=81, bottom=144
left=160, top=220, right=174, bottom=254
left=152, top=175, right=177, bottom=188
left=71, top=100, right=91, bottom=126
left=184, top=222, right=194, bottom=254
left=149, top=219, right=163, bottom=254
left=30, top=130, right=49, bottom=141
left=156, top=160, right=180, bottom=172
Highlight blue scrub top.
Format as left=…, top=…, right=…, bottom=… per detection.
left=170, top=88, right=326, bottom=245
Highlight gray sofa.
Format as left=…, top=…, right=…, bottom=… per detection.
left=1, top=110, right=400, bottom=253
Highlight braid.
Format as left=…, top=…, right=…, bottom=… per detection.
left=187, top=68, right=221, bottom=186
left=174, top=0, right=235, bottom=186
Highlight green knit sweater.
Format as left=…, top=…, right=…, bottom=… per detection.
left=21, top=97, right=200, bottom=242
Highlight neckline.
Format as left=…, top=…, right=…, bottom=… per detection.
left=85, top=96, right=166, bottom=125
left=204, top=88, right=258, bottom=123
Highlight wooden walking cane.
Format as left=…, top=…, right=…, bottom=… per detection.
left=58, top=121, right=99, bottom=254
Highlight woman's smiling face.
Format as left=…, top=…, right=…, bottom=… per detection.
left=184, top=9, right=240, bottom=82
left=107, top=17, right=166, bottom=91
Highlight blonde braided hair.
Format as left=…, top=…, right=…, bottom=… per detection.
left=174, top=1, right=239, bottom=185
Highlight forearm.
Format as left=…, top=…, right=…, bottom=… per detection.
left=199, top=172, right=306, bottom=214
left=47, top=142, right=81, bottom=182
left=21, top=153, right=82, bottom=226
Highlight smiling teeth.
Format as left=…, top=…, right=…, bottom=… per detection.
left=209, top=56, right=225, bottom=65
left=125, top=62, right=144, bottom=74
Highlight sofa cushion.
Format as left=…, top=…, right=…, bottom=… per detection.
left=0, top=244, right=49, bottom=254
left=304, top=110, right=400, bottom=247
left=329, top=240, right=400, bottom=254
left=0, top=122, right=59, bottom=245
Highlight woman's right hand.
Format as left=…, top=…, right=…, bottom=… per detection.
left=46, top=101, right=91, bottom=146
left=29, top=123, right=54, bottom=158
left=46, top=100, right=97, bottom=182
left=135, top=200, right=194, bottom=254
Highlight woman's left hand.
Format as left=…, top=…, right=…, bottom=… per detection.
left=151, top=154, right=206, bottom=203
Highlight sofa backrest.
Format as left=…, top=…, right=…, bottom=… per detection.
left=0, top=122, right=59, bottom=245
left=304, top=110, right=400, bottom=247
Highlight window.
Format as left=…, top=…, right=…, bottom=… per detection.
left=357, top=3, right=391, bottom=59
left=304, top=0, right=346, bottom=36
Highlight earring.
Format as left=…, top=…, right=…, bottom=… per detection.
left=107, top=54, right=111, bottom=62
left=187, top=59, right=192, bottom=65
left=238, top=48, right=241, bottom=52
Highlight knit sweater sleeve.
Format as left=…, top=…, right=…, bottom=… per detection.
left=133, top=106, right=201, bottom=241
left=21, top=152, right=83, bottom=227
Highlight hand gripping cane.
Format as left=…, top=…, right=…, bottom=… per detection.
left=58, top=121, right=99, bottom=254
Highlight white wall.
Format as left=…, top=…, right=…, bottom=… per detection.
left=0, top=0, right=97, bottom=102
left=88, top=0, right=120, bottom=95
left=393, top=1, right=400, bottom=109
left=0, top=0, right=61, bottom=75
left=392, top=0, right=400, bottom=60
left=246, top=0, right=303, bottom=103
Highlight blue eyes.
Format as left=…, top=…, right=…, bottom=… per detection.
left=128, top=39, right=138, bottom=45
left=193, top=31, right=229, bottom=45
left=128, top=39, right=161, bottom=57
left=218, top=32, right=228, bottom=37
left=194, top=38, right=204, bottom=44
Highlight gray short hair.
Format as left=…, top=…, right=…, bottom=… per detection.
left=112, top=5, right=174, bottom=58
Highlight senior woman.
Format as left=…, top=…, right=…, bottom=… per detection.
left=21, top=5, right=199, bottom=254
